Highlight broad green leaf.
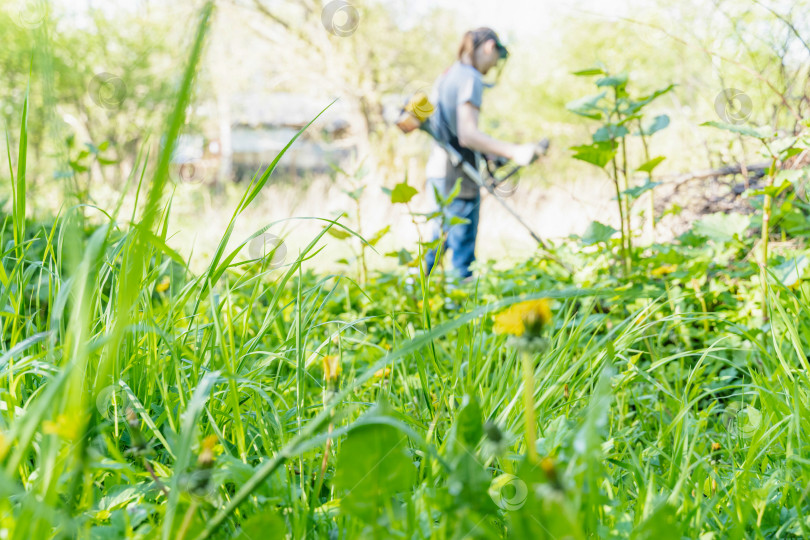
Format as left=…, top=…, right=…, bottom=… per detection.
left=565, top=92, right=607, bottom=120
left=433, top=177, right=464, bottom=206
left=596, top=73, right=628, bottom=88
left=390, top=181, right=418, bottom=204
left=446, top=452, right=497, bottom=513
left=454, top=395, right=483, bottom=448
left=368, top=225, right=390, bottom=246
left=571, top=142, right=617, bottom=168
left=617, top=113, right=643, bottom=126
left=96, top=485, right=148, bottom=513
left=69, top=161, right=89, bottom=173
left=748, top=186, right=781, bottom=197
left=732, top=405, right=762, bottom=438
left=233, top=513, right=287, bottom=540
left=353, top=162, right=370, bottom=180
left=444, top=177, right=463, bottom=205
left=637, top=114, right=670, bottom=136
left=756, top=168, right=803, bottom=197
left=581, top=221, right=618, bottom=245
left=781, top=146, right=804, bottom=161
left=342, top=186, right=365, bottom=200
left=773, top=255, right=809, bottom=287
left=621, top=179, right=661, bottom=199
left=593, top=124, right=629, bottom=142
left=423, top=238, right=442, bottom=250
left=385, top=249, right=414, bottom=265
left=326, top=227, right=351, bottom=240
left=623, top=84, right=675, bottom=115
left=636, top=156, right=666, bottom=174
left=693, top=212, right=751, bottom=243
left=448, top=216, right=471, bottom=226
left=701, top=121, right=773, bottom=139
left=334, top=422, right=416, bottom=523
left=775, top=169, right=804, bottom=188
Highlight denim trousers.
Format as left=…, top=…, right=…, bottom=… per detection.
left=424, top=178, right=481, bottom=279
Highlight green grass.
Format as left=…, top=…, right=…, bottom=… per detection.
left=3, top=2, right=810, bottom=539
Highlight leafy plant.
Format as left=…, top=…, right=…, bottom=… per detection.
left=327, top=159, right=389, bottom=284
left=568, top=65, right=673, bottom=274
left=701, top=119, right=810, bottom=325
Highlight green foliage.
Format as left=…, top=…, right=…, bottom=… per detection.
left=571, top=141, right=617, bottom=167
left=581, top=221, right=618, bottom=245
left=388, top=180, right=419, bottom=204
left=636, top=156, right=665, bottom=173
left=6, top=3, right=810, bottom=540
left=569, top=68, right=673, bottom=275
left=232, top=513, right=286, bottom=540
left=693, top=212, right=750, bottom=243
left=701, top=121, right=775, bottom=139
left=334, top=420, right=416, bottom=523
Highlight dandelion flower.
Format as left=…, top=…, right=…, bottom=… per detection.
left=197, top=434, right=219, bottom=468
left=322, top=355, right=341, bottom=382
left=650, top=264, right=677, bottom=278
left=156, top=276, right=171, bottom=293
left=494, top=299, right=552, bottom=338
left=42, top=414, right=81, bottom=439
left=0, top=431, right=8, bottom=460
left=494, top=299, right=553, bottom=463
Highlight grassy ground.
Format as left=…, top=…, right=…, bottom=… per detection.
left=4, top=167, right=810, bottom=539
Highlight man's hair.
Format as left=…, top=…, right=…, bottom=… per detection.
left=457, top=27, right=502, bottom=60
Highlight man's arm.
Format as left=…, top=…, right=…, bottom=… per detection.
left=456, top=102, right=519, bottom=160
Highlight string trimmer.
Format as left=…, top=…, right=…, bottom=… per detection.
left=396, top=92, right=573, bottom=275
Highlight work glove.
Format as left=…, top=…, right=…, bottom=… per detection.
left=512, top=138, right=551, bottom=166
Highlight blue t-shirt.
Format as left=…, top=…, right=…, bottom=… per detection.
left=428, top=62, right=484, bottom=200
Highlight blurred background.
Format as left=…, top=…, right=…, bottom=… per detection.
left=1, top=0, right=807, bottom=273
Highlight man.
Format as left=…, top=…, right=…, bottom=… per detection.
left=425, top=27, right=546, bottom=280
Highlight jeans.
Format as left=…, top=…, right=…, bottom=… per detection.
left=424, top=178, right=481, bottom=279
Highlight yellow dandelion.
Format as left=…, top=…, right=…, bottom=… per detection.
left=202, top=434, right=218, bottom=451
left=0, top=430, right=8, bottom=460
left=650, top=264, right=677, bottom=278
left=198, top=434, right=219, bottom=468
left=789, top=279, right=802, bottom=290
left=42, top=413, right=81, bottom=439
left=156, top=275, right=171, bottom=293
left=493, top=299, right=552, bottom=337
left=417, top=298, right=439, bottom=310
left=373, top=367, right=391, bottom=379
left=322, top=355, right=341, bottom=382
